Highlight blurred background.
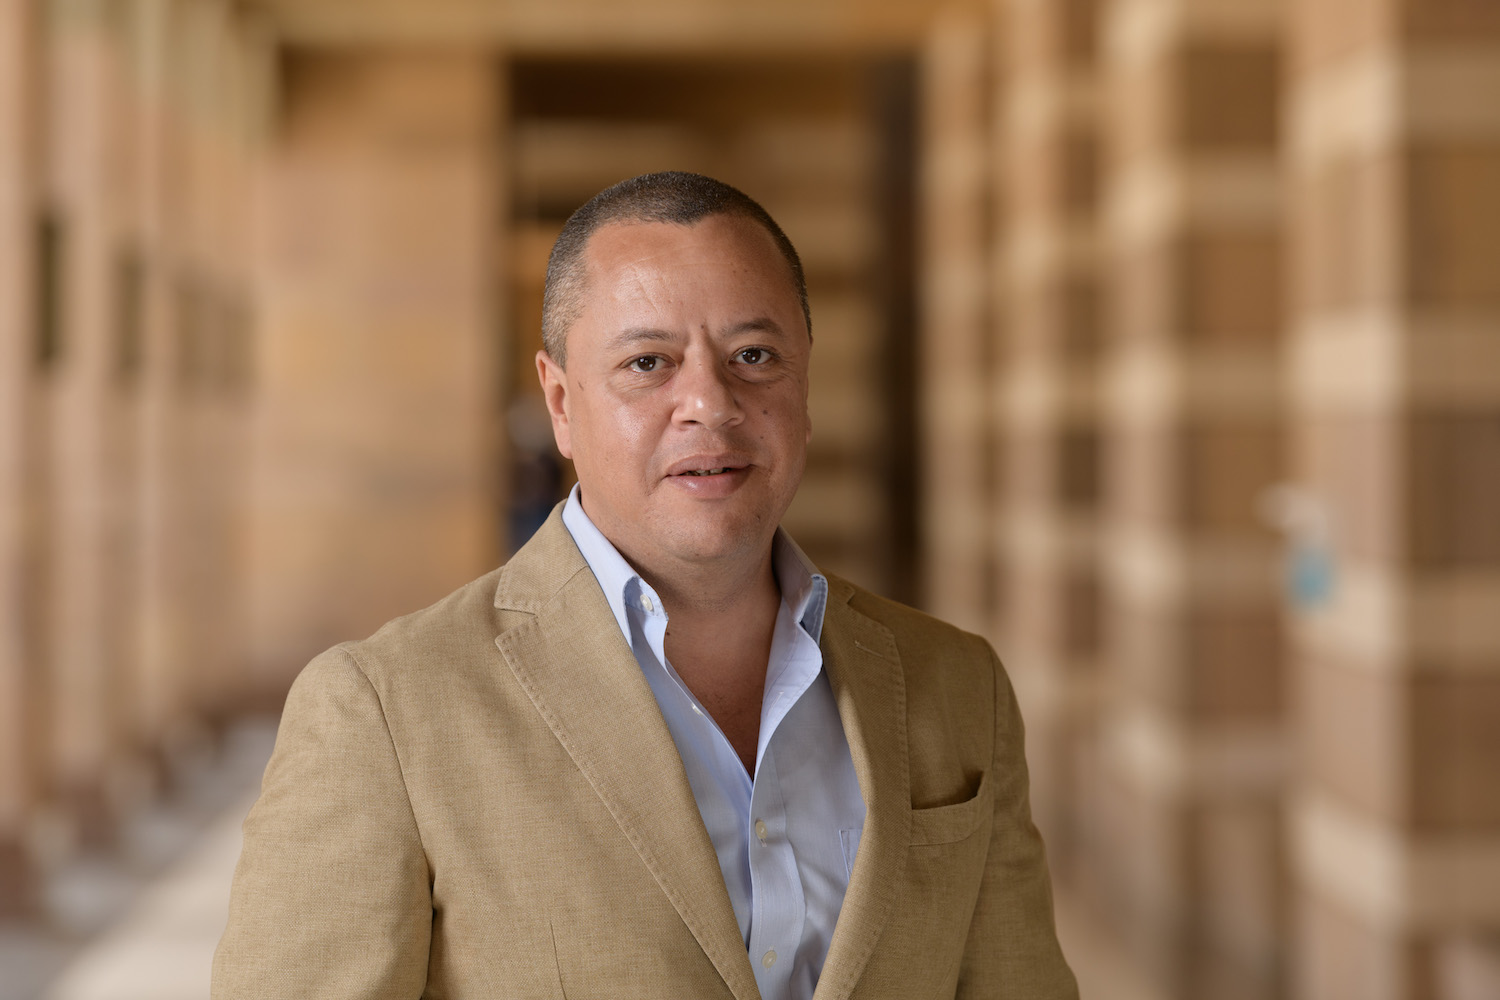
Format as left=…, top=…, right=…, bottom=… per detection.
left=2, top=0, right=1498, bottom=997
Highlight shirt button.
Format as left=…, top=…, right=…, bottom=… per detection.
left=640, top=595, right=654, bottom=612
left=762, top=949, right=777, bottom=969
left=754, top=819, right=768, bottom=844
left=691, top=703, right=704, bottom=717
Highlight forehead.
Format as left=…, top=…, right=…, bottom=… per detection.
left=580, top=214, right=799, bottom=310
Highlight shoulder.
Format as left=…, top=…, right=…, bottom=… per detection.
left=825, top=572, right=997, bottom=668
left=325, top=508, right=585, bottom=691
left=822, top=572, right=1009, bottom=741
left=274, top=568, right=509, bottom=720
left=344, top=567, right=508, bottom=670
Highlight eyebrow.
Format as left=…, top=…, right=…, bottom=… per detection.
left=604, top=317, right=787, bottom=354
left=725, top=317, right=785, bottom=338
left=604, top=327, right=677, bottom=353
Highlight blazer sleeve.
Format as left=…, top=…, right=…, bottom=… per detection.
left=956, top=648, right=1079, bottom=999
left=211, top=645, right=432, bottom=999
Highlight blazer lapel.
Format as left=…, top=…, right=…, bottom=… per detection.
left=814, top=579, right=911, bottom=1000
left=493, top=513, right=760, bottom=1000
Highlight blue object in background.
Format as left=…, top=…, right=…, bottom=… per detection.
left=1287, top=541, right=1335, bottom=610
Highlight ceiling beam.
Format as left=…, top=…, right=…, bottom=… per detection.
left=241, top=0, right=980, bottom=55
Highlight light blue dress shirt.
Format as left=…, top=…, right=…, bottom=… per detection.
left=562, top=486, right=866, bottom=1000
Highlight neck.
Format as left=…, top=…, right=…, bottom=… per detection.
left=640, top=544, right=783, bottom=777
left=639, top=543, right=781, bottom=630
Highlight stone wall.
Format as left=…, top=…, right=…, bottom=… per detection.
left=0, top=0, right=267, bottom=913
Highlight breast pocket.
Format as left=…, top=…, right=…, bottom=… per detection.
left=908, top=770, right=992, bottom=846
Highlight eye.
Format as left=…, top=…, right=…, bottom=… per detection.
left=627, top=355, right=661, bottom=373
left=736, top=347, right=769, bottom=365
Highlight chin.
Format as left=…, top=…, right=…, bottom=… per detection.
left=672, top=530, right=755, bottom=561
left=661, top=520, right=768, bottom=565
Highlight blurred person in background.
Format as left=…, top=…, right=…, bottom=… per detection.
left=211, top=171, right=1076, bottom=999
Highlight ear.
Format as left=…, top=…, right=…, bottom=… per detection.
left=535, top=350, right=574, bottom=459
left=803, top=375, right=813, bottom=446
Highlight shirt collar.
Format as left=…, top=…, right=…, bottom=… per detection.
left=560, top=483, right=828, bottom=642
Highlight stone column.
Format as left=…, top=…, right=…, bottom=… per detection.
left=132, top=0, right=185, bottom=759
left=202, top=7, right=271, bottom=720
left=135, top=0, right=255, bottom=746
left=0, top=0, right=43, bottom=913
left=994, top=0, right=1106, bottom=885
left=1097, top=0, right=1286, bottom=993
left=172, top=0, right=255, bottom=723
left=1286, top=4, right=1500, bottom=999
left=98, top=0, right=145, bottom=801
left=919, top=5, right=997, bottom=638
left=249, top=50, right=502, bottom=693
left=46, top=0, right=133, bottom=839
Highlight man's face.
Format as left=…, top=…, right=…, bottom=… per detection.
left=536, top=214, right=811, bottom=578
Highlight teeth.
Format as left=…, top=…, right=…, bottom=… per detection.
left=683, top=468, right=727, bottom=476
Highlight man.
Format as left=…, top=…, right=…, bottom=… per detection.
left=213, top=172, right=1077, bottom=999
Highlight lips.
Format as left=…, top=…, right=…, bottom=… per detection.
left=665, top=455, right=750, bottom=478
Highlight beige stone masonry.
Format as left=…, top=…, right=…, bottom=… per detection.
left=921, top=5, right=998, bottom=639
left=993, top=0, right=1107, bottom=902
left=1288, top=3, right=1500, bottom=996
left=0, top=0, right=43, bottom=913
left=1098, top=0, right=1286, bottom=990
left=249, top=51, right=502, bottom=690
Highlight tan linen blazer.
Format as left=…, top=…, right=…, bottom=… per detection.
left=211, top=507, right=1077, bottom=999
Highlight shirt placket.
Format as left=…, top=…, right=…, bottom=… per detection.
left=746, top=747, right=803, bottom=1000
left=629, top=573, right=825, bottom=1000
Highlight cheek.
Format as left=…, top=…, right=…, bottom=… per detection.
left=771, top=392, right=811, bottom=442
left=577, top=397, right=659, bottom=478
left=610, top=407, right=653, bottom=453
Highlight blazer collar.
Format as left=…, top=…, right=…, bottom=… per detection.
left=813, top=577, right=911, bottom=1000
left=493, top=508, right=761, bottom=1000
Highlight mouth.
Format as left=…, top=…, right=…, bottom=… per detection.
left=666, top=455, right=751, bottom=479
left=664, top=457, right=752, bottom=498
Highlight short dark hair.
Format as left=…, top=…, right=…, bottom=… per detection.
left=541, top=171, right=810, bottom=367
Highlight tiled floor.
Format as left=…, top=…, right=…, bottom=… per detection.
left=3, top=719, right=1149, bottom=1000
left=39, top=791, right=256, bottom=1000
left=0, top=722, right=275, bottom=1000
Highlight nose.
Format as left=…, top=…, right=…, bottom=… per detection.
left=674, top=356, right=744, bottom=430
